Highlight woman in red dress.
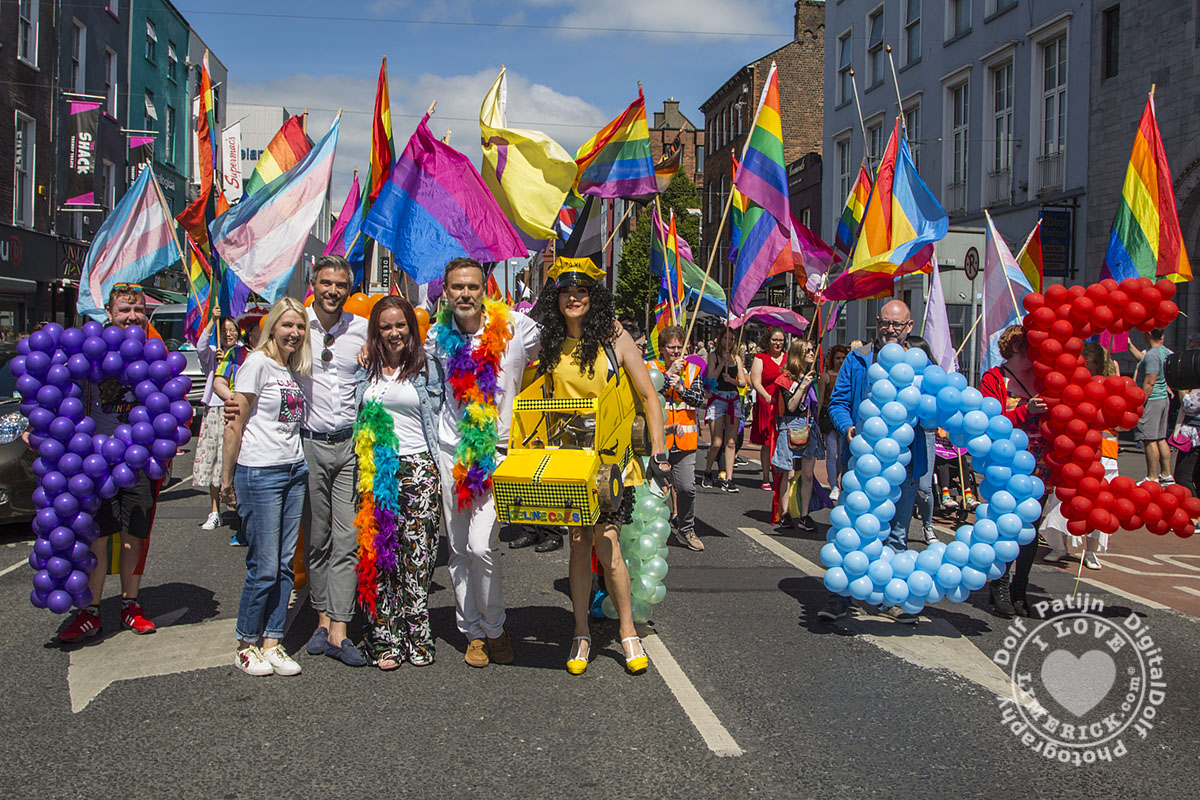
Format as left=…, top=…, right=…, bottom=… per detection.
left=749, top=327, right=787, bottom=490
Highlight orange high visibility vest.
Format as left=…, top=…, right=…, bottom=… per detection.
left=656, top=359, right=700, bottom=452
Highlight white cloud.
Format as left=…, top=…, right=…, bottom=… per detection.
left=522, top=0, right=782, bottom=39
left=229, top=67, right=609, bottom=208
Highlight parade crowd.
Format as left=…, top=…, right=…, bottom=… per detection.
left=49, top=254, right=1186, bottom=676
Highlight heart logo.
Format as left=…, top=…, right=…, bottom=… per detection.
left=1040, top=649, right=1117, bottom=718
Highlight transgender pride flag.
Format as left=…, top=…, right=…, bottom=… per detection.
left=363, top=113, right=527, bottom=284
left=211, top=114, right=340, bottom=302
left=76, top=164, right=182, bottom=320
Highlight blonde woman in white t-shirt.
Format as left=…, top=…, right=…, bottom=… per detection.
left=221, top=297, right=312, bottom=677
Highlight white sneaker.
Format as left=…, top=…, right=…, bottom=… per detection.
left=1042, top=549, right=1067, bottom=563
left=235, top=645, right=273, bottom=676
left=200, top=512, right=221, bottom=530
left=829, top=486, right=841, bottom=502
left=923, top=524, right=937, bottom=544
left=1159, top=474, right=1175, bottom=485
left=263, top=644, right=302, bottom=676
left=1083, top=552, right=1101, bottom=570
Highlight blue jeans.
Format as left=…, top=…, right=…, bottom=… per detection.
left=915, top=429, right=936, bottom=525
left=235, top=460, right=309, bottom=642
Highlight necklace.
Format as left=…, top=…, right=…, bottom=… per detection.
left=433, top=299, right=514, bottom=509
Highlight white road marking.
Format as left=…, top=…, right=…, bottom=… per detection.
left=737, top=526, right=1034, bottom=706
left=1070, top=576, right=1175, bottom=612
left=1173, top=585, right=1200, bottom=600
left=68, top=612, right=236, bottom=713
left=641, top=633, right=744, bottom=757
left=0, top=558, right=28, bottom=578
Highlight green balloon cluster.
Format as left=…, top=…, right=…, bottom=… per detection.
left=606, top=483, right=671, bottom=623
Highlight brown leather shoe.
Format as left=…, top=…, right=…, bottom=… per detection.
left=486, top=630, right=514, bottom=665
left=464, top=638, right=489, bottom=668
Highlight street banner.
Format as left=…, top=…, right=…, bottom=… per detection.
left=221, top=121, right=243, bottom=204
left=65, top=101, right=100, bottom=206
left=128, top=135, right=154, bottom=184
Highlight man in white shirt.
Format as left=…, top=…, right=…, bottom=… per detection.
left=428, top=257, right=540, bottom=668
left=299, top=256, right=369, bottom=666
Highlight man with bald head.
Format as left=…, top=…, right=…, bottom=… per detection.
left=819, top=299, right=925, bottom=624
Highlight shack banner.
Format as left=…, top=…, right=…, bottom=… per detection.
left=64, top=101, right=100, bottom=206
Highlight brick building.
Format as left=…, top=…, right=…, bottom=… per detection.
left=650, top=98, right=705, bottom=191
left=1, top=0, right=56, bottom=335
left=700, top=0, right=826, bottom=293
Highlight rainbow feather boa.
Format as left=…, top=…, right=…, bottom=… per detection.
left=352, top=400, right=402, bottom=617
left=433, top=298, right=514, bottom=510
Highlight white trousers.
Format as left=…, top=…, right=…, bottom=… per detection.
left=1040, top=457, right=1116, bottom=554
left=438, top=447, right=505, bottom=640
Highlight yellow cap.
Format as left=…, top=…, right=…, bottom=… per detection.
left=547, top=256, right=606, bottom=289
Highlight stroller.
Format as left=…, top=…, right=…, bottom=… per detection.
left=932, top=428, right=977, bottom=524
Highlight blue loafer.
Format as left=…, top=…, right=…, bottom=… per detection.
left=305, top=626, right=329, bottom=656
left=325, top=638, right=368, bottom=667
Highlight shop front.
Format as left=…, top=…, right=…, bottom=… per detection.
left=0, top=224, right=58, bottom=341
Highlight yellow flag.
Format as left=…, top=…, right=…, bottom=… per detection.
left=480, top=68, right=578, bottom=239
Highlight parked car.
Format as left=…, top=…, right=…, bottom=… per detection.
left=148, top=304, right=207, bottom=410
left=0, top=343, right=36, bottom=522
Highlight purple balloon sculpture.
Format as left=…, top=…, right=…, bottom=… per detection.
left=9, top=323, right=191, bottom=614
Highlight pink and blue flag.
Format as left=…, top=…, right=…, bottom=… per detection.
left=76, top=164, right=183, bottom=320
left=362, top=113, right=527, bottom=284
left=210, top=114, right=340, bottom=302
left=324, top=172, right=367, bottom=287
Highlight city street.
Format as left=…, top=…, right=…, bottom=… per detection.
left=1, top=443, right=1198, bottom=799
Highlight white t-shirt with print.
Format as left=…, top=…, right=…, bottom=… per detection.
left=235, top=350, right=306, bottom=467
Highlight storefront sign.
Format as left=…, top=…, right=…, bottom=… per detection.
left=1040, top=208, right=1073, bottom=277
left=0, top=224, right=58, bottom=281
left=65, top=102, right=100, bottom=206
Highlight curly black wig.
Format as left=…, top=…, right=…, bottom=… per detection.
left=532, top=281, right=618, bottom=379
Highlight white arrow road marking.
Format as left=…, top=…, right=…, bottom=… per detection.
left=738, top=526, right=1035, bottom=707
left=640, top=633, right=744, bottom=757
left=68, top=610, right=236, bottom=713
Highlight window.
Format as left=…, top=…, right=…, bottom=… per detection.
left=145, top=19, right=156, bottom=62
left=904, top=0, right=922, bottom=65
left=14, top=114, right=36, bottom=227
left=1103, top=6, right=1119, bottom=79
left=101, top=160, right=116, bottom=212
left=838, top=30, right=853, bottom=105
left=18, top=0, right=39, bottom=66
left=71, top=21, right=86, bottom=93
left=836, top=136, right=853, bottom=202
left=105, top=2, right=119, bottom=19
left=988, top=0, right=1017, bottom=15
left=867, top=121, right=884, bottom=169
left=1038, top=34, right=1068, bottom=194
left=166, top=105, right=176, bottom=163
left=947, top=82, right=969, bottom=213
left=736, top=98, right=743, bottom=135
left=801, top=208, right=811, bottom=229
left=104, top=48, right=118, bottom=117
left=904, top=104, right=922, bottom=172
left=144, top=90, right=157, bottom=131
left=867, top=8, right=885, bottom=86
left=695, top=145, right=704, bottom=173
left=167, top=41, right=178, bottom=83
left=948, top=0, right=970, bottom=39
left=988, top=62, right=1013, bottom=204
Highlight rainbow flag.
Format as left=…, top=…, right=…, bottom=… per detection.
left=1101, top=91, right=1192, bottom=284
left=196, top=51, right=216, bottom=195
left=835, top=163, right=872, bottom=256
left=649, top=267, right=674, bottom=359
left=574, top=89, right=657, bottom=199
left=728, top=153, right=747, bottom=263
left=654, top=144, right=682, bottom=194
left=486, top=272, right=503, bottom=301
left=649, top=204, right=683, bottom=324
left=215, top=344, right=246, bottom=382
left=362, top=113, right=527, bottom=285
left=324, top=172, right=366, bottom=287
left=184, top=234, right=213, bottom=345
left=824, top=119, right=947, bottom=301
left=368, top=58, right=394, bottom=207
left=242, top=114, right=311, bottom=197
left=1016, top=219, right=1043, bottom=293
left=730, top=63, right=792, bottom=315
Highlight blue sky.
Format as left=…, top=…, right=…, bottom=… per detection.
left=179, top=0, right=798, bottom=200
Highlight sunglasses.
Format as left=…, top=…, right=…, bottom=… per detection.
left=322, top=332, right=335, bottom=363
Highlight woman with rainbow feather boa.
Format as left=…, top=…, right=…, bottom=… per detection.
left=352, top=296, right=445, bottom=670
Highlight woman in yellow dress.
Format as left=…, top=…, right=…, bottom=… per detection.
left=533, top=257, right=671, bottom=675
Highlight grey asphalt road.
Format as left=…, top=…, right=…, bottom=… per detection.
left=0, top=449, right=1197, bottom=799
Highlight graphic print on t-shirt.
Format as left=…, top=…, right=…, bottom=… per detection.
left=98, top=377, right=134, bottom=423
left=278, top=382, right=304, bottom=423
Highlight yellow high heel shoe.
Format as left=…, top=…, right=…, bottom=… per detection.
left=621, top=636, right=648, bottom=675
left=566, top=635, right=590, bottom=675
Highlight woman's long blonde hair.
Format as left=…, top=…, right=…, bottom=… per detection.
left=782, top=339, right=814, bottom=381
left=256, top=297, right=312, bottom=376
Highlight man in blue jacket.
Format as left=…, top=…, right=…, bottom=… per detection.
left=819, top=299, right=924, bottom=624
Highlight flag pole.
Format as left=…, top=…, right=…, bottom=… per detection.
left=986, top=210, right=1025, bottom=320
left=602, top=202, right=635, bottom=252
left=849, top=69, right=871, bottom=160
left=886, top=46, right=906, bottom=127
left=955, top=313, right=985, bottom=358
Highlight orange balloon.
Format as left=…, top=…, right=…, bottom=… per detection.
left=367, top=293, right=385, bottom=311
left=413, top=307, right=430, bottom=327
left=345, top=292, right=371, bottom=317
left=304, top=294, right=314, bottom=307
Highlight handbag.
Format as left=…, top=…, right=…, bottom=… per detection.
left=1168, top=431, right=1193, bottom=452
left=819, top=406, right=834, bottom=437
left=787, top=416, right=811, bottom=448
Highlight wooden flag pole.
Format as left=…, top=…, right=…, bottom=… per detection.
left=955, top=312, right=985, bottom=358
left=602, top=201, right=636, bottom=252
